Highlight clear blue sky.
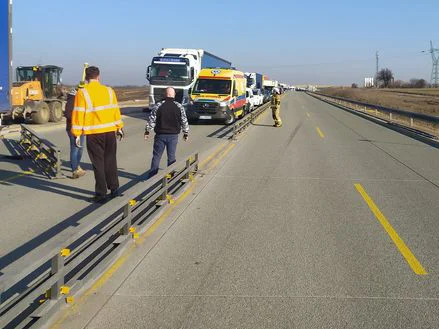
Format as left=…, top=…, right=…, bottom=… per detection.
left=12, top=0, right=438, bottom=86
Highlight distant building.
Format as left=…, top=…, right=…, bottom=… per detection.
left=364, top=77, right=374, bottom=88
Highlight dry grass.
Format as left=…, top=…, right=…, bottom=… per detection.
left=113, top=86, right=149, bottom=102
left=319, top=88, right=439, bottom=116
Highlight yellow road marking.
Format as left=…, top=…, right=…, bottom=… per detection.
left=316, top=127, right=325, bottom=138
left=354, top=184, right=427, bottom=275
left=199, top=141, right=228, bottom=169
left=49, top=140, right=234, bottom=328
left=209, top=143, right=235, bottom=171
left=0, top=168, right=34, bottom=183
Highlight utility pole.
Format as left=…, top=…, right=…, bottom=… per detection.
left=375, top=51, right=379, bottom=88
left=428, top=41, right=439, bottom=88
left=376, top=51, right=379, bottom=76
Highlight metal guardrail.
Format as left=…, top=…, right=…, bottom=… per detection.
left=0, top=153, right=198, bottom=329
left=231, top=102, right=271, bottom=139
left=307, top=91, right=439, bottom=139
left=18, top=124, right=63, bottom=179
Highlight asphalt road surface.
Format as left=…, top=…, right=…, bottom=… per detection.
left=0, top=107, right=230, bottom=265
left=48, top=92, right=439, bottom=329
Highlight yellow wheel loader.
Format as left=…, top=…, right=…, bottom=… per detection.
left=10, top=65, right=66, bottom=124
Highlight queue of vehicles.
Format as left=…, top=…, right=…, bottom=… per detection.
left=146, top=48, right=291, bottom=125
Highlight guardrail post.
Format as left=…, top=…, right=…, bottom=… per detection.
left=161, top=175, right=168, bottom=201
left=389, top=112, right=393, bottom=122
left=184, top=158, right=191, bottom=180
left=122, top=204, right=132, bottom=235
left=410, top=117, right=414, bottom=127
left=49, top=252, right=64, bottom=301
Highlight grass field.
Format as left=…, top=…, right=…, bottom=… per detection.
left=113, top=86, right=148, bottom=102
left=319, top=88, right=439, bottom=116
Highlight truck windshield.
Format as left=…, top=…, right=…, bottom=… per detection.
left=193, top=79, right=231, bottom=94
left=149, top=63, right=190, bottom=86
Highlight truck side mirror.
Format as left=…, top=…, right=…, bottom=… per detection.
left=190, top=68, right=195, bottom=79
left=146, top=66, right=151, bottom=81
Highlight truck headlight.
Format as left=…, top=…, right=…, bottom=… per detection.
left=219, top=101, right=228, bottom=107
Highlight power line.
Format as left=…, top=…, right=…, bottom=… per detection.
left=240, top=52, right=428, bottom=70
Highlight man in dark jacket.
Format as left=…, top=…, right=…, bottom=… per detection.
left=65, top=88, right=86, bottom=178
left=144, top=87, right=189, bottom=178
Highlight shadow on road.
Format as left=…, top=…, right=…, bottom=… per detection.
left=0, top=168, right=151, bottom=269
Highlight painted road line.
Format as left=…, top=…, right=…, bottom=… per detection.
left=354, top=183, right=427, bottom=275
left=316, top=127, right=325, bottom=139
left=209, top=143, right=236, bottom=171
left=0, top=168, right=34, bottom=184
left=199, top=141, right=228, bottom=169
left=49, top=141, right=233, bottom=329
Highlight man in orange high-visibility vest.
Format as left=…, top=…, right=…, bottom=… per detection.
left=71, top=66, right=124, bottom=203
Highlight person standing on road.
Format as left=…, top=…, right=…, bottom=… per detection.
left=65, top=88, right=86, bottom=179
left=144, top=87, right=189, bottom=178
left=71, top=66, right=124, bottom=203
left=271, top=87, right=282, bottom=127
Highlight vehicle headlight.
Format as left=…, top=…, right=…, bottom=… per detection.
left=219, top=101, right=228, bottom=107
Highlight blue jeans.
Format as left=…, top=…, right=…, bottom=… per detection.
left=67, top=131, right=85, bottom=171
left=149, top=134, right=178, bottom=178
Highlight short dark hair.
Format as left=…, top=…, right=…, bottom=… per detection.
left=85, top=66, right=100, bottom=80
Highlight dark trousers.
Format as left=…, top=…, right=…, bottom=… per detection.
left=149, top=134, right=178, bottom=178
left=86, top=132, right=119, bottom=196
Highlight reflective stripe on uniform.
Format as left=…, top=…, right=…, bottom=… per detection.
left=107, top=87, right=113, bottom=104
left=84, top=104, right=119, bottom=112
left=81, top=88, right=93, bottom=110
left=72, top=120, right=123, bottom=131
left=73, top=106, right=86, bottom=112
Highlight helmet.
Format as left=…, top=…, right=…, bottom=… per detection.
left=272, top=88, right=279, bottom=95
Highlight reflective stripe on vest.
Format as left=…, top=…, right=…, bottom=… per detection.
left=72, top=120, right=123, bottom=131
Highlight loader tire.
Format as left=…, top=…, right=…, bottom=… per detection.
left=49, top=101, right=63, bottom=122
left=31, top=102, right=50, bottom=124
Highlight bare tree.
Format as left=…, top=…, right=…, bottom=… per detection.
left=376, top=68, right=394, bottom=88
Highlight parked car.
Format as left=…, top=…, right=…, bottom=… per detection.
left=252, top=89, right=264, bottom=107
left=245, top=88, right=256, bottom=114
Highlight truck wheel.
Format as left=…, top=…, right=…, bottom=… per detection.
left=49, top=101, right=63, bottom=122
left=224, top=111, right=235, bottom=125
left=31, top=102, right=50, bottom=124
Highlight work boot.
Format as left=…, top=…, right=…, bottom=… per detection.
left=72, top=168, right=86, bottom=179
left=110, top=189, right=122, bottom=199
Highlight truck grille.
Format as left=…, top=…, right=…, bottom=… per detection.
left=153, top=88, right=184, bottom=103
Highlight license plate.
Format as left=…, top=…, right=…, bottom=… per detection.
left=199, top=115, right=212, bottom=119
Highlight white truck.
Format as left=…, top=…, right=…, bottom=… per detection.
left=146, top=48, right=231, bottom=109
left=263, top=79, right=278, bottom=93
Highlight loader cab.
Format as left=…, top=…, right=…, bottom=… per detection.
left=16, top=65, right=63, bottom=99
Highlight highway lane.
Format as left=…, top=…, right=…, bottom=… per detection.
left=54, top=92, right=439, bottom=328
left=0, top=107, right=229, bottom=263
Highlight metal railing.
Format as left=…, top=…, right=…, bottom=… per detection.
left=0, top=153, right=198, bottom=329
left=18, top=124, right=63, bottom=179
left=307, top=91, right=439, bottom=139
left=231, top=102, right=271, bottom=139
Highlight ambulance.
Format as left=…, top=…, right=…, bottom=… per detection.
left=188, top=68, right=247, bottom=124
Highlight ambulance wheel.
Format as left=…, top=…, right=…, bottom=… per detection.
left=31, top=102, right=50, bottom=124
left=49, top=101, right=63, bottom=122
left=224, top=111, right=235, bottom=125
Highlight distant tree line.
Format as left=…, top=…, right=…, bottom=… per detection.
left=355, top=68, right=432, bottom=89
left=375, top=68, right=430, bottom=88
